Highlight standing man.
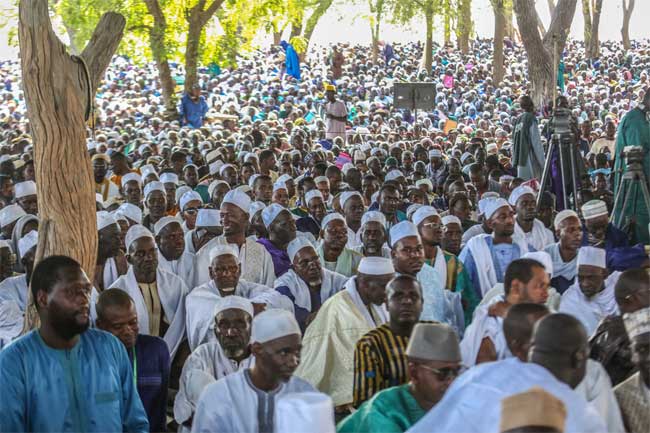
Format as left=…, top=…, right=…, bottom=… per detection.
left=511, top=95, right=545, bottom=180
left=96, top=289, right=170, bottom=433
left=0, top=255, right=149, bottom=432
left=179, top=84, right=209, bottom=129
left=324, top=84, right=347, bottom=142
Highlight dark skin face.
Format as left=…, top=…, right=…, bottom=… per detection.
left=584, top=215, right=608, bottom=246
left=181, top=199, right=202, bottom=230
left=269, top=211, right=296, bottom=246
left=93, top=159, right=108, bottom=183
left=557, top=217, right=583, bottom=252
left=450, top=198, right=471, bottom=221
left=146, top=190, right=167, bottom=219
left=307, top=197, right=327, bottom=223
left=241, top=166, right=256, bottom=184
left=127, top=237, right=158, bottom=284
left=157, top=222, right=184, bottom=261
left=215, top=309, right=252, bottom=360
left=292, top=247, right=322, bottom=286
left=209, top=255, right=241, bottom=294
left=321, top=220, right=348, bottom=254
left=343, top=195, right=364, bottom=228
left=164, top=183, right=177, bottom=211
left=184, top=167, right=198, bottom=188
left=631, top=333, right=650, bottom=388
left=487, top=206, right=515, bottom=239
left=18, top=195, right=38, bottom=215
left=255, top=178, right=274, bottom=204
left=251, top=334, right=302, bottom=385
left=98, top=223, right=122, bottom=259
left=392, top=236, right=425, bottom=276
left=578, top=265, right=607, bottom=298
left=441, top=222, right=462, bottom=255
left=515, top=193, right=537, bottom=223
left=0, top=177, right=14, bottom=198
left=211, top=184, right=230, bottom=208
left=316, top=181, right=330, bottom=201
left=379, top=189, right=400, bottom=217
left=387, top=279, right=423, bottom=329
left=361, top=221, right=387, bottom=255
left=223, top=167, right=239, bottom=187
left=418, top=215, right=443, bottom=246
left=124, top=181, right=142, bottom=206
left=97, top=302, right=139, bottom=349
left=0, top=247, right=15, bottom=280
left=357, top=273, right=394, bottom=306
left=272, top=188, right=290, bottom=208
left=408, top=359, right=461, bottom=410
left=221, top=203, right=248, bottom=237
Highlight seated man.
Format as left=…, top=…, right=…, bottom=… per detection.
left=350, top=211, right=391, bottom=258
left=257, top=204, right=297, bottom=278
left=352, top=275, right=424, bottom=408
left=340, top=323, right=461, bottom=433
left=95, top=212, right=128, bottom=292
left=96, top=289, right=170, bottom=433
left=559, top=246, right=620, bottom=337
left=0, top=230, right=37, bottom=311
left=440, top=215, right=463, bottom=257
left=187, top=245, right=286, bottom=350
left=340, top=191, right=365, bottom=247
left=316, top=213, right=363, bottom=277
left=499, top=388, right=566, bottom=433
left=544, top=210, right=583, bottom=294
left=581, top=199, right=628, bottom=249
left=154, top=216, right=195, bottom=289
left=275, top=237, right=348, bottom=331
left=296, top=189, right=326, bottom=237
left=509, top=185, right=554, bottom=251
left=174, top=296, right=255, bottom=433
left=192, top=309, right=316, bottom=432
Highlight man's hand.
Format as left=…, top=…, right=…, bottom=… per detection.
left=252, top=303, right=267, bottom=315
left=488, top=301, right=510, bottom=318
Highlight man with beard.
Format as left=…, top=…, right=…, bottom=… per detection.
left=192, top=309, right=315, bottom=432
left=509, top=186, right=554, bottom=251
left=340, top=191, right=364, bottom=247
left=154, top=216, right=195, bottom=288
left=95, top=212, right=128, bottom=292
left=0, top=255, right=149, bottom=432
left=351, top=211, right=391, bottom=258
left=275, top=237, right=348, bottom=331
left=440, top=215, right=463, bottom=256
left=142, top=181, right=168, bottom=233
left=544, top=210, right=583, bottom=294
left=413, top=206, right=478, bottom=323
left=93, top=153, right=120, bottom=202
left=257, top=204, right=297, bottom=277
left=581, top=200, right=629, bottom=249
left=297, top=189, right=326, bottom=237
left=317, top=213, right=362, bottom=277
left=96, top=289, right=170, bottom=433
left=460, top=198, right=529, bottom=298
left=175, top=296, right=255, bottom=433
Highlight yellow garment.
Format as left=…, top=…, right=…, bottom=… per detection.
left=295, top=290, right=381, bottom=406
left=95, top=179, right=111, bottom=201
left=138, top=281, right=163, bottom=336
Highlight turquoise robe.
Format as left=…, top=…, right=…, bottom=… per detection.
left=0, top=329, right=149, bottom=432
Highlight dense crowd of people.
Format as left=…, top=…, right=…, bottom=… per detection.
left=0, top=35, right=649, bottom=433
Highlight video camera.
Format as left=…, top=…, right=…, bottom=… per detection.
left=623, top=145, right=645, bottom=166
left=548, top=107, right=573, bottom=137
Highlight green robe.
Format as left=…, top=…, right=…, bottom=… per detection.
left=613, top=107, right=650, bottom=244
left=337, top=384, right=425, bottom=433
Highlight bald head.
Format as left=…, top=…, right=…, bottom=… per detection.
left=503, top=303, right=550, bottom=361
left=615, top=268, right=650, bottom=314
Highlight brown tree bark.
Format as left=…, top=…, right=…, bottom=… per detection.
left=423, top=3, right=434, bottom=73
left=303, top=0, right=334, bottom=53
left=457, top=0, right=472, bottom=54
left=582, top=0, right=592, bottom=53
left=144, top=0, right=178, bottom=120
left=583, top=0, right=603, bottom=58
left=514, top=0, right=578, bottom=107
left=504, top=3, right=515, bottom=40
left=491, top=0, right=506, bottom=84
left=18, top=0, right=125, bottom=330
left=621, top=0, right=634, bottom=51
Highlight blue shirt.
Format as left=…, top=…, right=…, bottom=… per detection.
left=0, top=329, right=149, bottom=432
left=178, top=93, right=208, bottom=128
left=581, top=223, right=629, bottom=250
left=130, top=335, right=170, bottom=432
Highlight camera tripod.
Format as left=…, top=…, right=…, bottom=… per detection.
left=611, top=159, right=650, bottom=232
left=537, top=133, right=580, bottom=211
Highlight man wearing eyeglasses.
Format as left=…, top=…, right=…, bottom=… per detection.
left=339, top=323, right=461, bottom=433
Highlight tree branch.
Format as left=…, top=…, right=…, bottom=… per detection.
left=80, top=12, right=126, bottom=93
left=201, top=0, right=225, bottom=24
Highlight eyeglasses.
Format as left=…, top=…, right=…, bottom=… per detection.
left=418, top=365, right=461, bottom=380
left=421, top=222, right=442, bottom=230
left=183, top=207, right=201, bottom=215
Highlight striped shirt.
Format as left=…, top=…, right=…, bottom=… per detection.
left=352, top=323, right=410, bottom=408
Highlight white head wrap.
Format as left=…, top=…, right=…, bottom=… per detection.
left=208, top=180, right=229, bottom=197
left=554, top=210, right=580, bottom=230
left=248, top=174, right=261, bottom=188
left=508, top=185, right=536, bottom=206
left=305, top=189, right=324, bottom=205
left=219, top=163, right=235, bottom=176
left=429, top=149, right=443, bottom=158
left=175, top=186, right=192, bottom=203
left=358, top=256, right=395, bottom=275
left=209, top=160, right=224, bottom=176
left=196, top=209, right=220, bottom=228
left=523, top=251, right=554, bottom=275
left=623, top=307, right=650, bottom=339
left=0, top=204, right=26, bottom=228
left=389, top=221, right=421, bottom=248
left=412, top=205, right=439, bottom=227
left=144, top=181, right=165, bottom=199
left=116, top=203, right=142, bottom=224
left=340, top=191, right=363, bottom=210
left=415, top=179, right=433, bottom=190
left=441, top=215, right=462, bottom=226
left=159, top=172, right=179, bottom=185
left=277, top=174, right=293, bottom=184
left=577, top=246, right=606, bottom=269
left=581, top=200, right=608, bottom=220
left=385, top=170, right=404, bottom=182
left=273, top=181, right=287, bottom=193
left=314, top=176, right=329, bottom=185
left=179, top=191, right=202, bottom=211
left=213, top=295, right=254, bottom=319
left=249, top=201, right=266, bottom=222
left=154, top=216, right=182, bottom=236
left=140, top=164, right=157, bottom=178
left=14, top=181, right=36, bottom=198
left=251, top=309, right=301, bottom=343
left=287, top=237, right=316, bottom=263
left=361, top=210, right=386, bottom=227
left=96, top=211, right=117, bottom=231
left=18, top=230, right=38, bottom=257
left=222, top=189, right=252, bottom=213
left=484, top=198, right=511, bottom=220
left=321, top=213, right=346, bottom=230
left=262, top=203, right=288, bottom=228
left=120, top=173, right=142, bottom=188
left=341, top=163, right=355, bottom=176
left=209, top=244, right=240, bottom=264
left=125, top=224, right=154, bottom=251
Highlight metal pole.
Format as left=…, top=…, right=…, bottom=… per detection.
left=536, top=136, right=556, bottom=211
left=556, top=134, right=569, bottom=210
left=567, top=137, right=579, bottom=210
left=552, top=36, right=558, bottom=112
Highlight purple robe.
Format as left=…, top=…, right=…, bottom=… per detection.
left=256, top=238, right=291, bottom=277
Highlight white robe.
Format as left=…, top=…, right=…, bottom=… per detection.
left=186, top=279, right=291, bottom=351
left=576, top=359, right=625, bottom=433
left=191, top=369, right=316, bottom=433
left=407, top=357, right=607, bottom=433
left=559, top=272, right=621, bottom=337
left=461, top=223, right=485, bottom=248
left=194, top=236, right=275, bottom=288
left=108, top=267, right=188, bottom=357
left=478, top=283, right=562, bottom=312
left=460, top=294, right=511, bottom=368
left=157, top=250, right=196, bottom=290
left=174, top=341, right=255, bottom=432
left=184, top=230, right=197, bottom=255
left=0, top=300, right=23, bottom=350
left=416, top=263, right=464, bottom=335
left=0, top=274, right=27, bottom=311
left=102, top=257, right=122, bottom=291
left=514, top=219, right=555, bottom=251
left=273, top=268, right=348, bottom=312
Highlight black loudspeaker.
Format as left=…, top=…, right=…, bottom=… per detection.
left=393, top=82, right=437, bottom=110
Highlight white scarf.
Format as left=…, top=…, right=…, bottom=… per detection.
left=344, top=277, right=388, bottom=327
left=432, top=246, right=447, bottom=290
left=273, top=268, right=347, bottom=311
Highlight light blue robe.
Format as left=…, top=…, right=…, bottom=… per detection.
left=0, top=329, right=149, bottom=432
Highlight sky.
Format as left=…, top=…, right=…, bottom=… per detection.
left=1, top=0, right=648, bottom=59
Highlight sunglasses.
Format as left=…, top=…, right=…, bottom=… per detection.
left=418, top=365, right=461, bottom=380
left=183, top=207, right=201, bottom=215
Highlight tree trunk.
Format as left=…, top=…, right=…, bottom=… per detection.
left=424, top=6, right=434, bottom=73
left=303, top=0, right=334, bottom=53
left=621, top=0, right=634, bottom=51
left=547, top=0, right=556, bottom=15
left=504, top=3, right=514, bottom=39
left=588, top=0, right=603, bottom=58
left=369, top=0, right=384, bottom=63
left=514, top=0, right=578, bottom=107
left=457, top=0, right=472, bottom=54
left=492, top=0, right=506, bottom=84
left=582, top=0, right=592, bottom=54
left=273, top=31, right=283, bottom=45
left=18, top=0, right=124, bottom=331
left=444, top=5, right=452, bottom=46
left=144, top=0, right=177, bottom=120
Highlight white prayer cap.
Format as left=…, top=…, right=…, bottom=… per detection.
left=412, top=205, right=439, bottom=227
left=287, top=236, right=316, bottom=263
left=209, top=244, right=239, bottom=264
left=248, top=201, right=266, bottom=222
left=314, top=176, right=329, bottom=185
left=406, top=204, right=423, bottom=221
left=360, top=143, right=371, bottom=152
left=354, top=149, right=366, bottom=161
left=209, top=160, right=224, bottom=175
left=14, top=181, right=36, bottom=198
left=321, top=213, right=346, bottom=230
left=481, top=191, right=500, bottom=200
left=112, top=211, right=128, bottom=225
left=183, top=163, right=198, bottom=171
left=251, top=309, right=301, bottom=344
left=213, top=295, right=254, bottom=319
left=262, top=203, right=288, bottom=228
left=581, top=199, right=608, bottom=220
left=275, top=392, right=335, bottom=433
left=0, top=204, right=26, bottom=228
left=154, top=216, right=182, bottom=235
left=179, top=190, right=202, bottom=211
left=159, top=172, right=179, bottom=185
left=429, top=149, right=443, bottom=158
left=341, top=163, right=355, bottom=176
left=623, top=307, right=650, bottom=339
left=96, top=211, right=117, bottom=231
left=248, top=174, right=261, bottom=188
left=554, top=209, right=580, bottom=230
left=358, top=256, right=395, bottom=275
left=577, top=246, right=606, bottom=269
left=208, top=180, right=229, bottom=197
left=371, top=191, right=379, bottom=204
left=125, top=224, right=154, bottom=251
left=219, top=163, right=235, bottom=176
left=222, top=189, right=252, bottom=213
left=340, top=191, right=362, bottom=209
left=236, top=185, right=252, bottom=195
left=508, top=185, right=536, bottom=206
left=415, top=179, right=433, bottom=190
left=117, top=203, right=142, bottom=224
left=385, top=170, right=404, bottom=182
left=389, top=221, right=421, bottom=248
left=361, top=210, right=386, bottom=227
left=484, top=198, right=511, bottom=220
left=140, top=164, right=157, bottom=178
left=477, top=197, right=497, bottom=216
left=144, top=181, right=165, bottom=198
left=441, top=215, right=462, bottom=226
left=273, top=181, right=287, bottom=193
left=120, top=172, right=142, bottom=188
left=18, top=230, right=38, bottom=257
left=0, top=239, right=11, bottom=251
left=523, top=251, right=554, bottom=275
left=305, top=189, right=324, bottom=205
left=196, top=209, right=220, bottom=228
left=205, top=149, right=220, bottom=163
left=277, top=174, right=293, bottom=184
